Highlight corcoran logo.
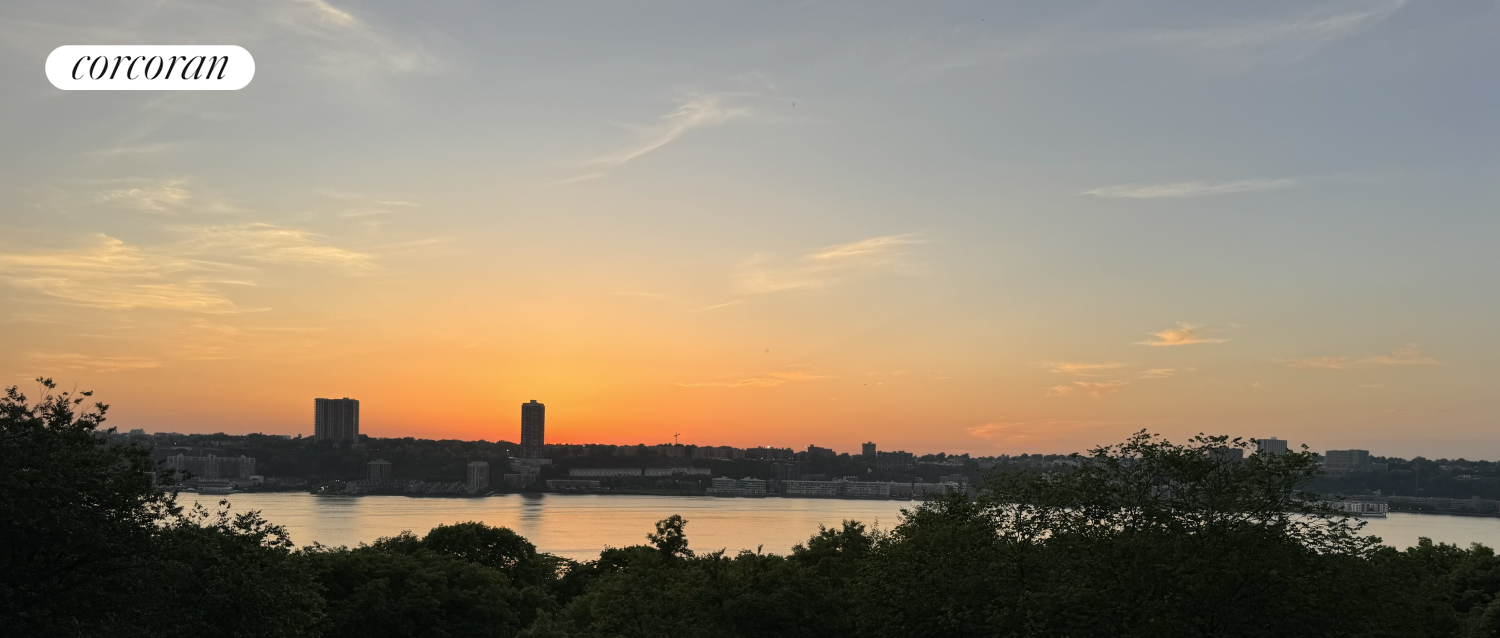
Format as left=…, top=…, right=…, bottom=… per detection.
left=46, top=45, right=254, bottom=90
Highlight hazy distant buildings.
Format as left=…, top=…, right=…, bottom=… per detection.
left=467, top=461, right=489, bottom=491
left=369, top=459, right=392, bottom=481
left=709, top=477, right=768, bottom=496
left=1257, top=437, right=1289, bottom=455
left=520, top=400, right=546, bottom=458
left=1210, top=447, right=1244, bottom=462
left=772, top=462, right=801, bottom=481
left=806, top=445, right=836, bottom=460
left=862, top=442, right=877, bottom=458
left=1325, top=449, right=1376, bottom=474
left=570, top=467, right=643, bottom=477
left=877, top=450, right=915, bottom=470
left=166, top=453, right=256, bottom=480
left=314, top=398, right=360, bottom=444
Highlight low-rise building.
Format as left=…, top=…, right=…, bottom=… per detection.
left=708, top=477, right=768, bottom=496
left=570, top=467, right=644, bottom=477
left=467, top=461, right=489, bottom=492
left=644, top=467, right=712, bottom=477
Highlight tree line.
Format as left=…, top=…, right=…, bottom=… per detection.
left=6, top=378, right=1500, bottom=637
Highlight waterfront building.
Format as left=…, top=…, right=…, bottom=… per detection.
left=644, top=467, right=711, bottom=477
left=783, top=480, right=842, bottom=497
left=569, top=468, right=644, bottom=477
left=467, top=461, right=489, bottom=491
left=1330, top=500, right=1388, bottom=517
left=841, top=481, right=890, bottom=498
left=314, top=398, right=360, bottom=444
left=939, top=473, right=969, bottom=485
left=520, top=400, right=546, bottom=458
left=369, top=459, right=392, bottom=481
left=708, top=477, right=768, bottom=496
left=1256, top=437, right=1289, bottom=455
left=546, top=479, right=600, bottom=490
left=165, top=453, right=256, bottom=481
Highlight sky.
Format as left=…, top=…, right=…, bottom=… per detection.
left=0, top=0, right=1496, bottom=458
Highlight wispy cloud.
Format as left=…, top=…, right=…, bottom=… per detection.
left=0, top=225, right=375, bottom=313
left=1047, top=380, right=1128, bottom=398
left=96, top=179, right=193, bottom=213
left=0, top=235, right=236, bottom=312
left=1138, top=322, right=1228, bottom=347
left=1285, top=345, right=1441, bottom=369
left=29, top=352, right=162, bottom=372
left=1285, top=356, right=1350, bottom=370
left=692, top=300, right=743, bottom=313
left=737, top=234, right=920, bottom=294
left=556, top=93, right=751, bottom=184
left=1083, top=179, right=1296, bottom=199
left=967, top=418, right=1126, bottom=446
left=1049, top=362, right=1127, bottom=376
left=273, top=0, right=438, bottom=79
left=1138, top=368, right=1177, bottom=379
left=175, top=224, right=375, bottom=272
left=677, top=370, right=830, bottom=388
left=1124, top=0, right=1408, bottom=69
left=1361, top=345, right=1440, bottom=367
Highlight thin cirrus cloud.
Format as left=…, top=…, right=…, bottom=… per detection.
left=273, top=0, right=439, bottom=78
left=1049, top=362, right=1127, bottom=376
left=0, top=235, right=236, bottom=312
left=1082, top=179, right=1296, bottom=199
left=95, top=179, right=193, bottom=213
left=677, top=370, right=831, bottom=388
left=1138, top=368, right=1176, bottom=379
left=29, top=352, right=162, bottom=373
left=174, top=224, right=376, bottom=272
left=692, top=300, right=744, bottom=313
left=1283, top=345, right=1441, bottom=370
left=1124, top=0, right=1407, bottom=69
left=1047, top=380, right=1128, bottom=398
left=737, top=234, right=920, bottom=294
left=0, top=225, right=374, bottom=313
left=553, top=93, right=752, bottom=185
left=1138, top=322, right=1228, bottom=347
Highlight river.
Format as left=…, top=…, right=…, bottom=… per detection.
left=189, top=492, right=1500, bottom=561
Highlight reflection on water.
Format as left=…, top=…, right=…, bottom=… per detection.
left=189, top=492, right=1500, bottom=561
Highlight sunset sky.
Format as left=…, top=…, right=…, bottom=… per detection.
left=1, top=0, right=1496, bottom=457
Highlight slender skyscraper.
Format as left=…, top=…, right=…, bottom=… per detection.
left=520, top=400, right=546, bottom=458
left=314, top=398, right=360, bottom=443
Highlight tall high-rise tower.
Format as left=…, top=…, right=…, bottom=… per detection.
left=520, top=400, right=546, bottom=458
left=862, top=442, right=877, bottom=458
left=314, top=398, right=360, bottom=443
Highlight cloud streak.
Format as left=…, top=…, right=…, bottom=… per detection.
left=555, top=93, right=751, bottom=184
left=1283, top=345, right=1441, bottom=370
left=737, top=234, right=920, bottom=294
left=0, top=225, right=376, bottom=313
left=1049, top=362, right=1127, bottom=376
left=1138, top=322, right=1228, bottom=347
left=1083, top=179, right=1296, bottom=199
left=1047, top=380, right=1128, bottom=398
left=0, top=235, right=235, bottom=312
left=677, top=370, right=830, bottom=388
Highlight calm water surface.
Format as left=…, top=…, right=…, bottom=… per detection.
left=191, top=492, right=1500, bottom=561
